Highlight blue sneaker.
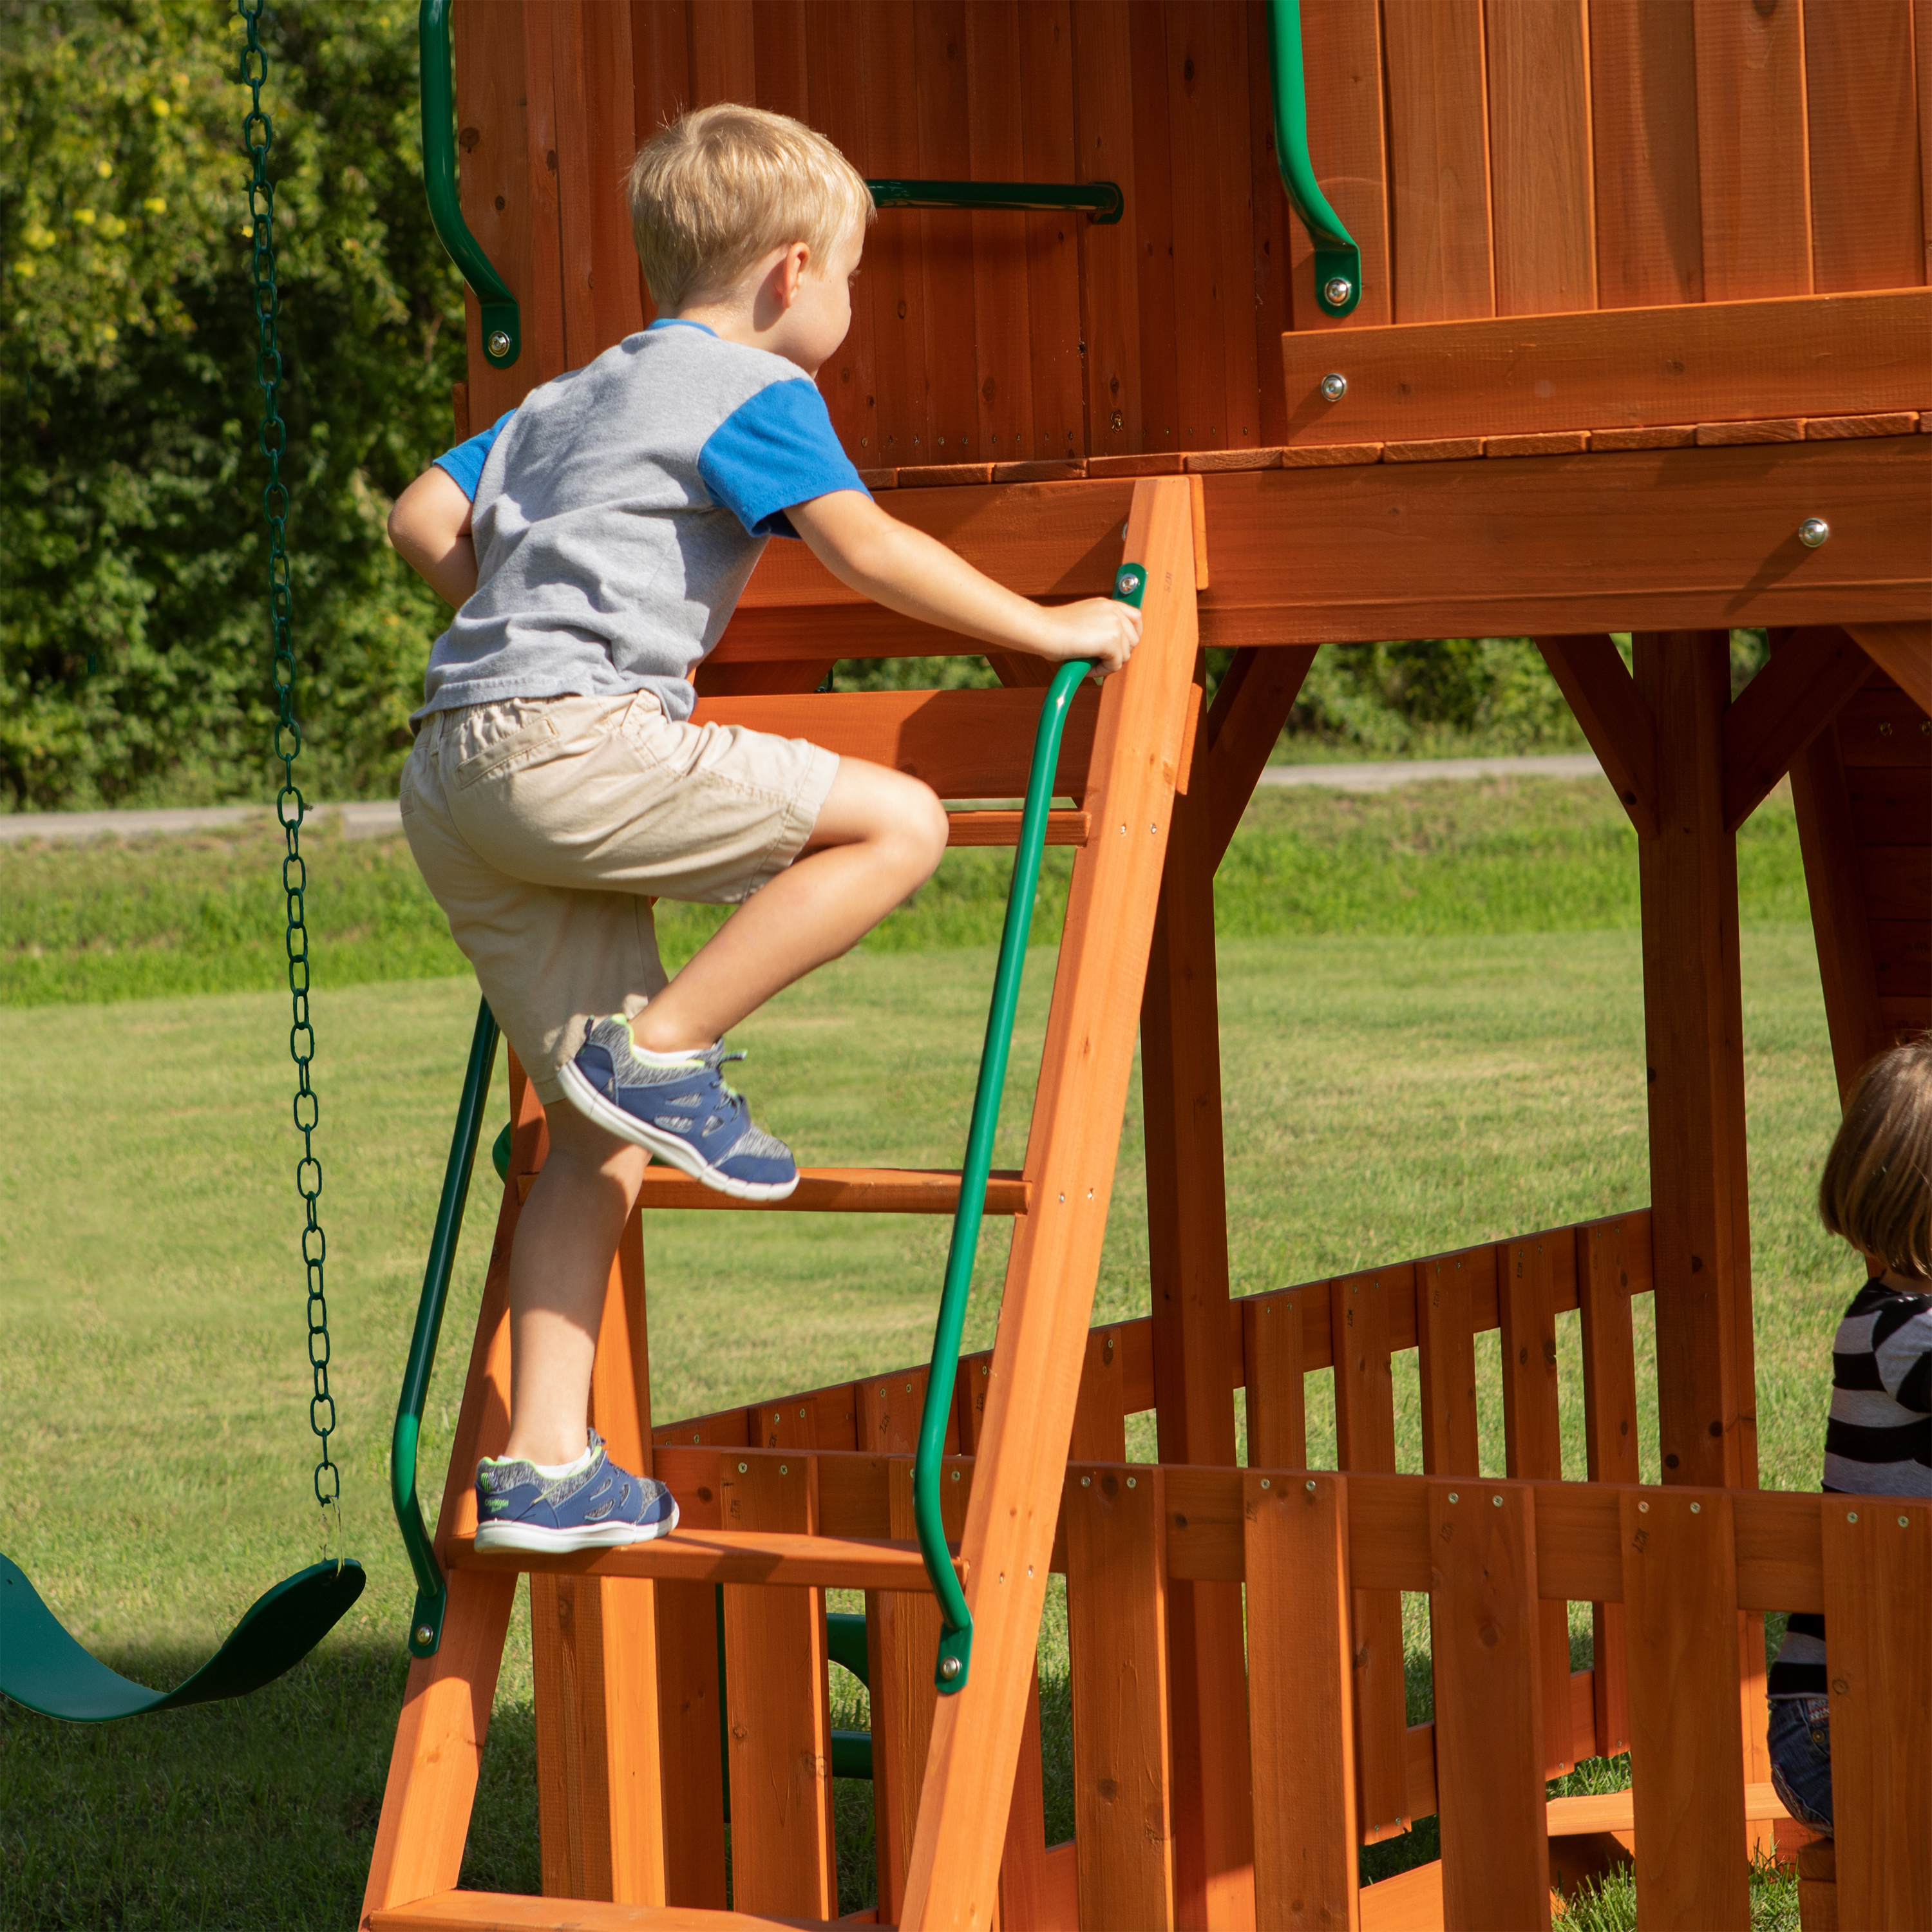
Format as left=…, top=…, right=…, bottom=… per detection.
left=556, top=1016, right=800, bottom=1202
left=473, top=1430, right=678, bottom=1554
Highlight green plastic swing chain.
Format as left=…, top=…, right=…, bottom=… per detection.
left=238, top=1, right=342, bottom=1546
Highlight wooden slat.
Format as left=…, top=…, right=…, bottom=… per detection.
left=580, top=1, right=647, bottom=354
left=913, top=2, right=981, bottom=468
left=687, top=0, right=753, bottom=108
left=1128, top=0, right=1182, bottom=466
left=1577, top=1218, right=1640, bottom=1760
left=517, top=4, right=571, bottom=388
left=1017, top=0, right=1083, bottom=464
left=1246, top=1472, right=1360, bottom=1931
left=450, top=1527, right=955, bottom=1593
left=1822, top=1499, right=1932, bottom=1929
left=1835, top=674, right=1932, bottom=764
left=1484, top=0, right=1595, bottom=317
left=1416, top=1253, right=1481, bottom=1479
left=1694, top=0, right=1812, bottom=301
left=1804, top=0, right=1926, bottom=294
left=1066, top=1465, right=1177, bottom=1929
left=1587, top=0, right=1704, bottom=307
left=1429, top=1482, right=1550, bottom=1932
left=1620, top=1489, right=1749, bottom=1931
left=1381, top=0, right=1493, bottom=325
left=1289, top=0, right=1393, bottom=332
left=626, top=1166, right=1030, bottom=1217
left=803, top=0, right=875, bottom=460
left=1070, top=0, right=1142, bottom=456
left=1844, top=621, right=1932, bottom=717
left=858, top=0, right=922, bottom=467
left=719, top=1458, right=835, bottom=1918
left=654, top=1578, right=728, bottom=1909
left=1068, top=1325, right=1129, bottom=1464
left=1209, top=0, right=1264, bottom=451
left=1166, top=0, right=1230, bottom=455
left=1280, top=290, right=1931, bottom=447
left=1245, top=0, right=1294, bottom=446
left=1721, top=627, right=1876, bottom=830
left=960, top=0, right=1032, bottom=468
left=1498, top=1236, right=1575, bottom=1778
left=370, top=1893, right=838, bottom=1929
left=1861, top=845, right=1932, bottom=922
left=1331, top=1267, right=1412, bottom=1841
left=1847, top=764, right=1932, bottom=844
left=1242, top=1291, right=1308, bottom=1470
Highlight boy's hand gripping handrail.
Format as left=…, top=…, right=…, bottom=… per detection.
left=393, top=995, right=500, bottom=1658
left=1265, top=0, right=1363, bottom=317
left=913, top=564, right=1150, bottom=1696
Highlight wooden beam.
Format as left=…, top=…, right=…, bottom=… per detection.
left=1204, top=645, right=1321, bottom=865
left=1720, top=627, right=1874, bottom=831
left=1842, top=621, right=1932, bottom=717
left=1535, top=636, right=1660, bottom=837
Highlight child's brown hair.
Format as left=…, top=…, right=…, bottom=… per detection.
left=1819, top=1038, right=1932, bottom=1280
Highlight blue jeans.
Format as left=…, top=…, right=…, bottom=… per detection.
left=1768, top=1695, right=1833, bottom=1833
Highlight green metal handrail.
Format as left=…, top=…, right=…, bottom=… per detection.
left=393, top=995, right=501, bottom=1658
left=420, top=0, right=520, bottom=368
left=1265, top=0, right=1363, bottom=317
left=914, top=566, right=1148, bottom=1697
left=867, top=180, right=1123, bottom=225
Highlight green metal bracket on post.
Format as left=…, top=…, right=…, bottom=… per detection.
left=867, top=179, right=1123, bottom=224
left=1265, top=0, right=1363, bottom=318
left=393, top=996, right=500, bottom=1658
left=420, top=0, right=520, bottom=367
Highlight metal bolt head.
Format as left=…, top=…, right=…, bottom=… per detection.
left=940, top=1655, right=962, bottom=1680
left=415, top=1624, right=435, bottom=1646
left=1798, top=516, right=1831, bottom=549
left=487, top=328, right=511, bottom=359
left=1109, top=409, right=1124, bottom=431
left=1260, top=1478, right=1270, bottom=1491
left=1322, top=277, right=1354, bottom=308
left=1319, top=371, right=1349, bottom=402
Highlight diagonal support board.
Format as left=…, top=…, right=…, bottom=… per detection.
left=900, top=478, right=1202, bottom=1929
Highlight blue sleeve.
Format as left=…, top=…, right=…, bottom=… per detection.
left=431, top=410, right=516, bottom=500
left=697, top=379, right=870, bottom=539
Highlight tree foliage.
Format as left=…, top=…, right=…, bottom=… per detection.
left=1, top=0, right=464, bottom=810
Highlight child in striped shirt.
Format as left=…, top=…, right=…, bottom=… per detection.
left=1766, top=1039, right=1932, bottom=1834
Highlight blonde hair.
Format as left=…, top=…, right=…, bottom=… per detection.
left=627, top=103, right=874, bottom=311
left=1820, top=1039, right=1932, bottom=1280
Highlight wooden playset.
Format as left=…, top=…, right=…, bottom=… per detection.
left=359, top=3, right=1931, bottom=1929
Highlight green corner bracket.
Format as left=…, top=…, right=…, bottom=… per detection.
left=419, top=0, right=520, bottom=368
left=1266, top=0, right=1363, bottom=318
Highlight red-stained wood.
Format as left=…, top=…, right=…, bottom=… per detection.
left=1381, top=0, right=1493, bottom=325
left=518, top=5, right=572, bottom=386
left=1128, top=0, right=1182, bottom=465
left=1016, top=0, right=1084, bottom=463
left=1203, top=645, right=1321, bottom=866
left=687, top=0, right=753, bottom=108
left=1804, top=0, right=1926, bottom=294
left=1429, top=1482, right=1550, bottom=1932
left=858, top=0, right=922, bottom=468
left=1821, top=1499, right=1932, bottom=1930
left=1587, top=0, right=1703, bottom=307
left=1837, top=666, right=1932, bottom=753
left=1070, top=1, right=1142, bottom=456
left=1165, top=1, right=1231, bottom=455
left=1068, top=1325, right=1130, bottom=1464
left=1577, top=1219, right=1642, bottom=1760
left=1720, top=627, right=1875, bottom=830
left=996, top=1664, right=1058, bottom=1931
left=1693, top=0, right=1812, bottom=302
left=751, top=0, right=809, bottom=120
left=1246, top=1472, right=1360, bottom=1932
left=1245, top=0, right=1294, bottom=446
left=580, top=1, right=648, bottom=357
left=1484, top=0, right=1595, bottom=317
left=1620, top=1490, right=1750, bottom=1931
left=1415, top=1255, right=1480, bottom=1481
left=1330, top=1268, right=1412, bottom=1842
left=962, top=0, right=1034, bottom=468
left=1535, top=636, right=1659, bottom=837
left=1289, top=0, right=1392, bottom=332
left=913, top=1, right=981, bottom=468
left=1242, top=1291, right=1309, bottom=1471
left=652, top=1580, right=727, bottom=1909
left=1209, top=0, right=1264, bottom=451
left=1065, top=1466, right=1177, bottom=1930
left=627, top=1, right=688, bottom=323
left=804, top=0, right=876, bottom=459
left=1844, top=622, right=1932, bottom=717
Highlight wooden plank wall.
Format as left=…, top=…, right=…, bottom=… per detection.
left=457, top=1, right=1926, bottom=462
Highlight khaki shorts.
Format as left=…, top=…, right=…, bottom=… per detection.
left=401, top=691, right=838, bottom=1101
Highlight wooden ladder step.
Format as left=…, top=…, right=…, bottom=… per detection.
left=368, top=1892, right=889, bottom=1929
left=518, top=1167, right=1030, bottom=1216
left=444, top=1526, right=965, bottom=1593
left=945, top=807, right=1089, bottom=846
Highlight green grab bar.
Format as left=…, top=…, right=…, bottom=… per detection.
left=419, top=0, right=520, bottom=368
left=1265, top=0, right=1363, bottom=318
left=867, top=180, right=1123, bottom=225
left=914, top=564, right=1148, bottom=1697
left=393, top=995, right=501, bottom=1658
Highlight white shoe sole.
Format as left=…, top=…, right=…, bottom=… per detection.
left=556, top=1058, right=800, bottom=1202
left=475, top=1497, right=680, bottom=1555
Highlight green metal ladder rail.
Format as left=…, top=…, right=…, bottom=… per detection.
left=393, top=997, right=501, bottom=1659
left=1267, top=0, right=1363, bottom=317
left=914, top=565, right=1146, bottom=1698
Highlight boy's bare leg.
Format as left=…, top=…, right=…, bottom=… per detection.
left=502, top=1102, right=647, bottom=1467
left=629, top=757, right=948, bottom=1052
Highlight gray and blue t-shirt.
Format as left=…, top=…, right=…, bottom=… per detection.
left=414, top=319, right=867, bottom=724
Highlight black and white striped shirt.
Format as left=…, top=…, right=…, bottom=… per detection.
left=1770, top=1275, right=1932, bottom=1697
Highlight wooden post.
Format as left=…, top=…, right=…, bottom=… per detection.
left=1141, top=651, right=1255, bottom=1931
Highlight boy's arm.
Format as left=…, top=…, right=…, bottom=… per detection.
left=388, top=466, right=479, bottom=609
left=788, top=491, right=1141, bottom=675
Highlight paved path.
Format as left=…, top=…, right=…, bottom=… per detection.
left=0, top=753, right=1605, bottom=845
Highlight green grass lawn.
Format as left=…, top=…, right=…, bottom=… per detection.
left=0, top=779, right=1835, bottom=1927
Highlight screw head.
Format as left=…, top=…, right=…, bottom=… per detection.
left=1322, top=277, right=1354, bottom=308
left=1848, top=1510, right=1859, bottom=1523
left=1320, top=371, right=1349, bottom=402
left=1109, top=409, right=1124, bottom=431
left=738, top=1461, right=748, bottom=1473
left=1305, top=1479, right=1316, bottom=1492
left=486, top=328, right=511, bottom=359
left=415, top=1624, right=434, bottom=1646
left=1260, top=1478, right=1271, bottom=1490
left=940, top=1655, right=962, bottom=1680
left=1492, top=1494, right=1504, bottom=1508
left=1798, top=516, right=1830, bottom=548
left=1447, top=1492, right=1459, bottom=1505
left=1690, top=1501, right=1701, bottom=1514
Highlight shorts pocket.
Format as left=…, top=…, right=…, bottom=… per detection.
left=452, top=710, right=562, bottom=790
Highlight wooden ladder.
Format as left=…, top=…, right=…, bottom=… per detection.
left=359, top=477, right=1204, bottom=1931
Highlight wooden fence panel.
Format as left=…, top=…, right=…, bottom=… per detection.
left=1620, top=1488, right=1749, bottom=1931
left=1291, top=0, right=1393, bottom=332
left=806, top=0, right=878, bottom=458
left=1416, top=1253, right=1481, bottom=1479
left=1017, top=0, right=1084, bottom=461
left=1430, top=1481, right=1550, bottom=1932
left=1247, top=1471, right=1360, bottom=1932
left=963, top=0, right=1036, bottom=464
left=1070, top=0, right=1144, bottom=457
left=914, top=0, right=982, bottom=464
left=1242, top=1290, right=1309, bottom=1470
